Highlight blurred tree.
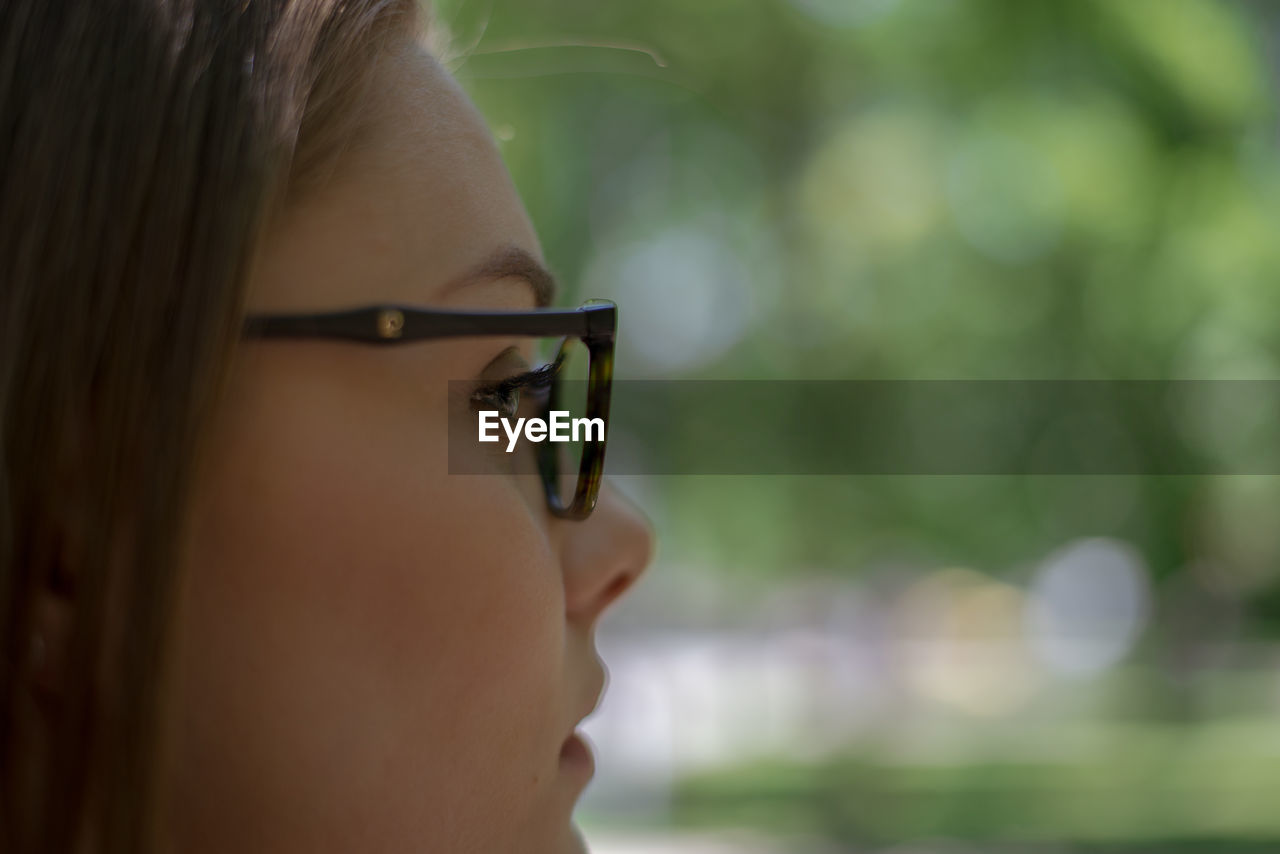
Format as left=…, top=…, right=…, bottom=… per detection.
left=435, top=0, right=1280, bottom=633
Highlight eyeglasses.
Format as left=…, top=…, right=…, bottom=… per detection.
left=241, top=299, right=616, bottom=520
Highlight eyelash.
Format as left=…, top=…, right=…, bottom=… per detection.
left=469, top=357, right=562, bottom=418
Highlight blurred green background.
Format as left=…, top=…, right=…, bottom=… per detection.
left=435, top=0, right=1280, bottom=850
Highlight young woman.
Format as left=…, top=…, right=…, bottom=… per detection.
left=0, top=1, right=654, bottom=852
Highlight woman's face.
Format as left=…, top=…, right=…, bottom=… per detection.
left=162, top=37, right=653, bottom=854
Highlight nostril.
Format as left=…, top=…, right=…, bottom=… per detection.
left=601, top=572, right=633, bottom=609
left=563, top=480, right=655, bottom=620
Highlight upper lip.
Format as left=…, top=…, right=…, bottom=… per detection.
left=564, top=660, right=607, bottom=743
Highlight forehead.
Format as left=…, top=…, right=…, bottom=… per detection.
left=247, top=39, right=545, bottom=312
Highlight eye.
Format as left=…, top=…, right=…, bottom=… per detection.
left=469, top=355, right=563, bottom=419
left=471, top=384, right=521, bottom=419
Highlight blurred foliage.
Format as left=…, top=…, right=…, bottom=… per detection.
left=438, top=0, right=1280, bottom=620
left=439, top=3, right=1280, bottom=577
left=670, top=718, right=1280, bottom=846
left=433, top=0, right=1280, bottom=846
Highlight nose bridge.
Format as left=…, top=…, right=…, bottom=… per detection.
left=561, top=480, right=654, bottom=624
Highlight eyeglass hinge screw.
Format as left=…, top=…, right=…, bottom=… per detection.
left=377, top=308, right=404, bottom=339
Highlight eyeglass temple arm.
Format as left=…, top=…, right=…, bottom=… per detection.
left=242, top=303, right=614, bottom=343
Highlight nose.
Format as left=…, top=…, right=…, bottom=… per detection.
left=561, top=479, right=654, bottom=627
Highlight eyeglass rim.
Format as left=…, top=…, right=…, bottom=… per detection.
left=538, top=334, right=613, bottom=520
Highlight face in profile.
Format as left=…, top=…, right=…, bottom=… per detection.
left=162, top=34, right=654, bottom=854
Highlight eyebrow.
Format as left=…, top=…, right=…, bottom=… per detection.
left=443, top=245, right=557, bottom=308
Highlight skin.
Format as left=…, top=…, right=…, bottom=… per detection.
left=158, top=35, right=654, bottom=854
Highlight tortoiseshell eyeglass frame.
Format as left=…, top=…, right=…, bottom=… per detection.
left=241, top=300, right=616, bottom=520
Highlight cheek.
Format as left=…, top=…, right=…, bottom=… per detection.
left=165, top=358, right=568, bottom=852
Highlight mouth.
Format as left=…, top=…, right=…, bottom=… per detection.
left=558, top=730, right=595, bottom=781
left=558, top=664, right=606, bottom=781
